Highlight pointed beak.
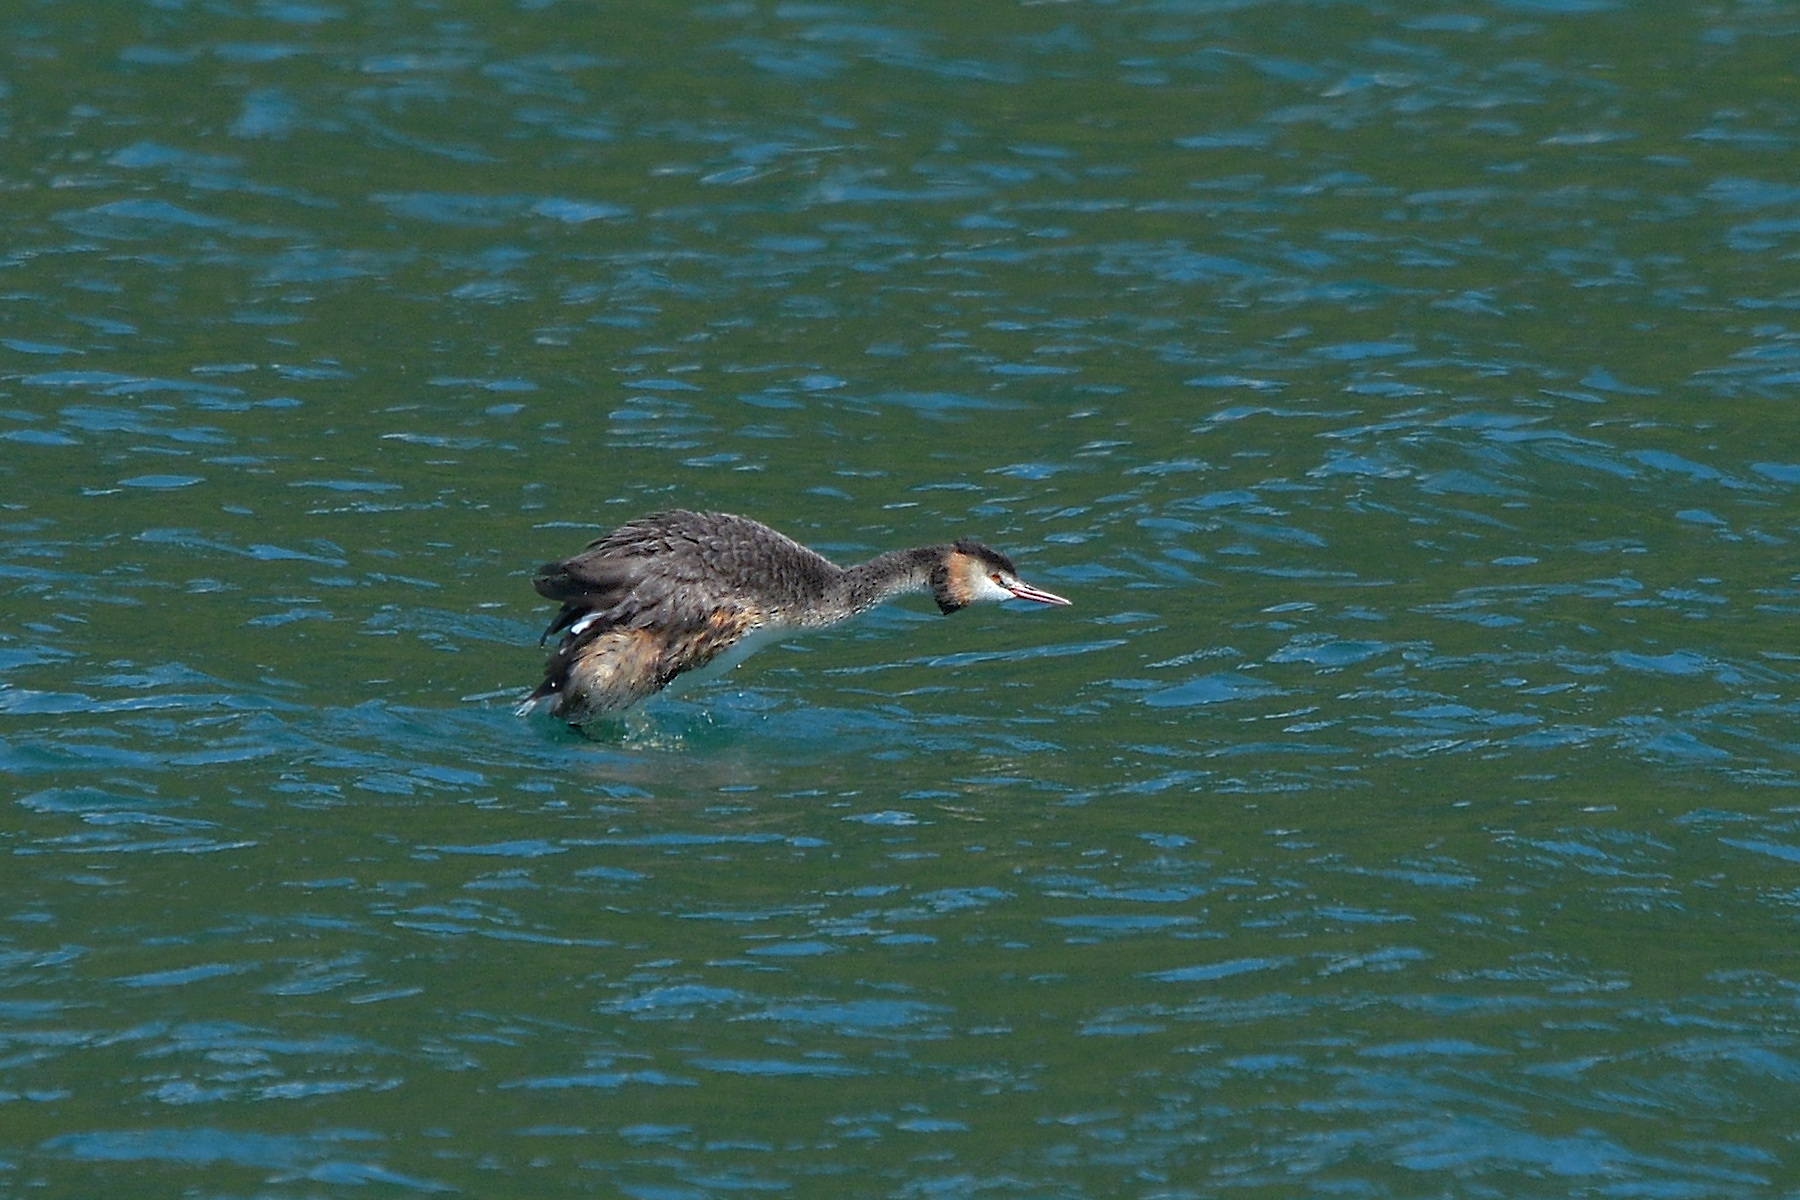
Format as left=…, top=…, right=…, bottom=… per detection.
left=1006, top=579, right=1072, bottom=607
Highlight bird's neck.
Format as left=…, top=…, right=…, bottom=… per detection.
left=829, top=545, right=946, bottom=618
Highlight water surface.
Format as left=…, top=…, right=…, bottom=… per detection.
left=4, top=1, right=1800, bottom=1195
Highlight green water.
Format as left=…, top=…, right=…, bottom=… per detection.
left=4, top=1, right=1800, bottom=1195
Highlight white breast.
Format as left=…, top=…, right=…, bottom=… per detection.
left=659, top=622, right=791, bottom=697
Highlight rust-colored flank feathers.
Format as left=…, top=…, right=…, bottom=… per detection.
left=521, top=509, right=1069, bottom=726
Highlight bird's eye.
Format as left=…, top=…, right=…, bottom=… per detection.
left=990, top=572, right=1004, bottom=584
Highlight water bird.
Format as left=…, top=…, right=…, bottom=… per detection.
left=521, top=509, right=1071, bottom=725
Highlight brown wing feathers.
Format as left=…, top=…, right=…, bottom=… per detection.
left=528, top=514, right=768, bottom=718
left=531, top=555, right=636, bottom=644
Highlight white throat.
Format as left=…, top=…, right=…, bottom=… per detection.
left=968, top=573, right=1017, bottom=604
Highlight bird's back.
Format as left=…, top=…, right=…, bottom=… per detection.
left=534, top=509, right=841, bottom=637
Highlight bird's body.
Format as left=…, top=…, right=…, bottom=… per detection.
left=522, top=509, right=1069, bottom=725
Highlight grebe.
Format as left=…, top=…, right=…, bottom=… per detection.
left=520, top=509, right=1070, bottom=725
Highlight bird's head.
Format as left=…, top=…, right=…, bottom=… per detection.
left=931, top=537, right=1071, bottom=614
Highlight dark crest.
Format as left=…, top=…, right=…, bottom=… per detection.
left=952, top=536, right=1017, bottom=575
